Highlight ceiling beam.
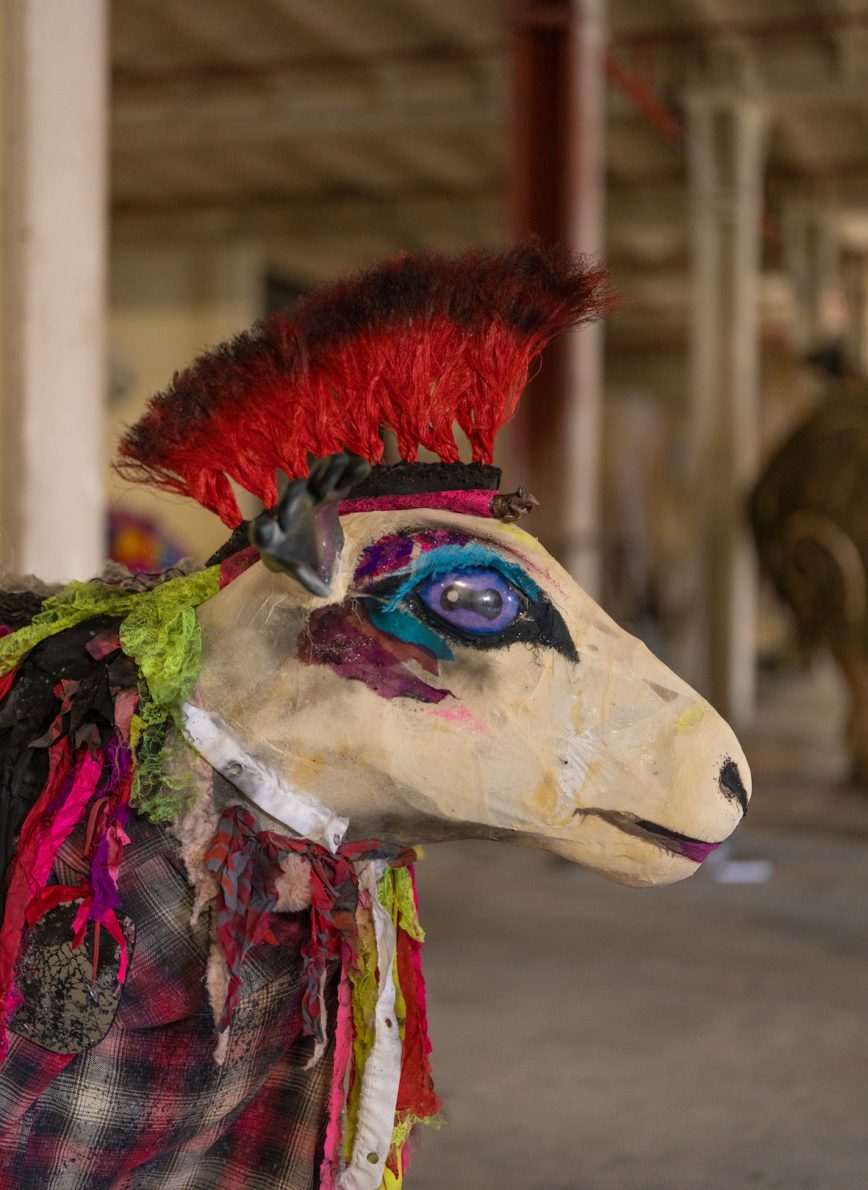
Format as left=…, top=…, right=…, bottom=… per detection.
left=112, top=42, right=502, bottom=88
left=113, top=57, right=504, bottom=149
left=690, top=75, right=868, bottom=112
left=395, top=0, right=498, bottom=49
left=612, top=9, right=868, bottom=47
left=112, top=188, right=506, bottom=245
left=262, top=0, right=431, bottom=59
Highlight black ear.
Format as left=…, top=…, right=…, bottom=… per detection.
left=248, top=452, right=371, bottom=596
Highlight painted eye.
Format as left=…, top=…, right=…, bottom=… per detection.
left=416, top=567, right=523, bottom=636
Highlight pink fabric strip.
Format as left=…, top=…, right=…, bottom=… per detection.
left=319, top=956, right=354, bottom=1190
left=338, top=489, right=495, bottom=518
left=0, top=748, right=102, bottom=1061
left=219, top=546, right=259, bottom=588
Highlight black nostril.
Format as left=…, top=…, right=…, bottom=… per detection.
left=719, top=759, right=749, bottom=815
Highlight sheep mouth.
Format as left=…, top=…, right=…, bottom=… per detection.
left=595, top=810, right=723, bottom=864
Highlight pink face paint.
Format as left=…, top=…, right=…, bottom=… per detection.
left=428, top=705, right=487, bottom=733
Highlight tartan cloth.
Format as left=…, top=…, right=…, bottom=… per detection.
left=0, top=809, right=337, bottom=1189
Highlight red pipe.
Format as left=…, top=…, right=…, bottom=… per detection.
left=604, top=53, right=683, bottom=143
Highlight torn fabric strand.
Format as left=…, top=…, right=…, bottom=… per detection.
left=204, top=805, right=440, bottom=1190
left=0, top=624, right=139, bottom=1062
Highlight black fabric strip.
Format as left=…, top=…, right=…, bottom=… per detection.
left=207, top=525, right=250, bottom=566
left=0, top=591, right=53, bottom=631
left=347, top=461, right=501, bottom=498
left=0, top=615, right=126, bottom=921
left=208, top=461, right=503, bottom=565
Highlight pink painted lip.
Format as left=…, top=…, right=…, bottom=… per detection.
left=676, top=838, right=722, bottom=864
left=594, top=811, right=725, bottom=864
left=633, top=818, right=723, bottom=864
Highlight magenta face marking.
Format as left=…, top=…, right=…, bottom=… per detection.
left=300, top=526, right=577, bottom=701
left=298, top=603, right=451, bottom=704
left=353, top=529, right=470, bottom=584
left=298, top=529, right=490, bottom=704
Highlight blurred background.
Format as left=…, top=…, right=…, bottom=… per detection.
left=1, top=2, right=868, bottom=1187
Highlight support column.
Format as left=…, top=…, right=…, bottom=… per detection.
left=511, top=0, right=606, bottom=596
left=684, top=97, right=767, bottom=725
left=0, top=1, right=109, bottom=581
left=784, top=202, right=845, bottom=355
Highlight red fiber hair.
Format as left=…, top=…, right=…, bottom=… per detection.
left=116, top=240, right=611, bottom=527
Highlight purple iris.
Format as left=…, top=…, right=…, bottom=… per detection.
left=417, top=567, right=523, bottom=636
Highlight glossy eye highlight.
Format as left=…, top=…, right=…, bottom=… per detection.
left=417, top=567, right=523, bottom=636
left=355, top=530, right=579, bottom=661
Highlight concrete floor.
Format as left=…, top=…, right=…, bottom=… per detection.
left=407, top=660, right=868, bottom=1190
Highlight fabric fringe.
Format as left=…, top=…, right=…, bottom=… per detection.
left=0, top=573, right=441, bottom=1184
left=206, top=938, right=231, bottom=1065
left=202, top=806, right=439, bottom=1190
left=171, top=751, right=222, bottom=926
left=320, top=959, right=355, bottom=1189
left=0, top=637, right=139, bottom=1060
left=0, top=551, right=259, bottom=1062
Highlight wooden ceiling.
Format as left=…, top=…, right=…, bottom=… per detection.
left=111, top=0, right=868, bottom=326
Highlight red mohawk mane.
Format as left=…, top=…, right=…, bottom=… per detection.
left=116, top=240, right=611, bottom=527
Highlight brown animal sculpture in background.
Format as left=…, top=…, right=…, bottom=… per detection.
left=752, top=364, right=868, bottom=780
left=0, top=244, right=751, bottom=1188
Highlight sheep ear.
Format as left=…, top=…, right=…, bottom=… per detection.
left=248, top=452, right=371, bottom=596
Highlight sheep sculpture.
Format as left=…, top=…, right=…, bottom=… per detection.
left=751, top=374, right=868, bottom=781
left=0, top=243, right=750, bottom=1188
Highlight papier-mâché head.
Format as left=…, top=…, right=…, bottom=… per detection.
left=117, top=240, right=750, bottom=888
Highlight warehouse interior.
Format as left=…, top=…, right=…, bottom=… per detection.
left=1, top=2, right=867, bottom=1186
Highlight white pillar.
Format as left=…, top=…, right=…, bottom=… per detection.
left=684, top=97, right=767, bottom=726
left=561, top=0, right=606, bottom=597
left=784, top=203, right=845, bottom=355
left=0, top=0, right=109, bottom=581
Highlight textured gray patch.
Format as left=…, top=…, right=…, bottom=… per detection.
left=10, top=900, right=135, bottom=1053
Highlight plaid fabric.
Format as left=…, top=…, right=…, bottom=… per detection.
left=0, top=810, right=337, bottom=1188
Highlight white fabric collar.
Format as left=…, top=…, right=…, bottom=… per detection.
left=182, top=702, right=349, bottom=853
left=183, top=704, right=403, bottom=1183
left=339, top=860, right=403, bottom=1190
